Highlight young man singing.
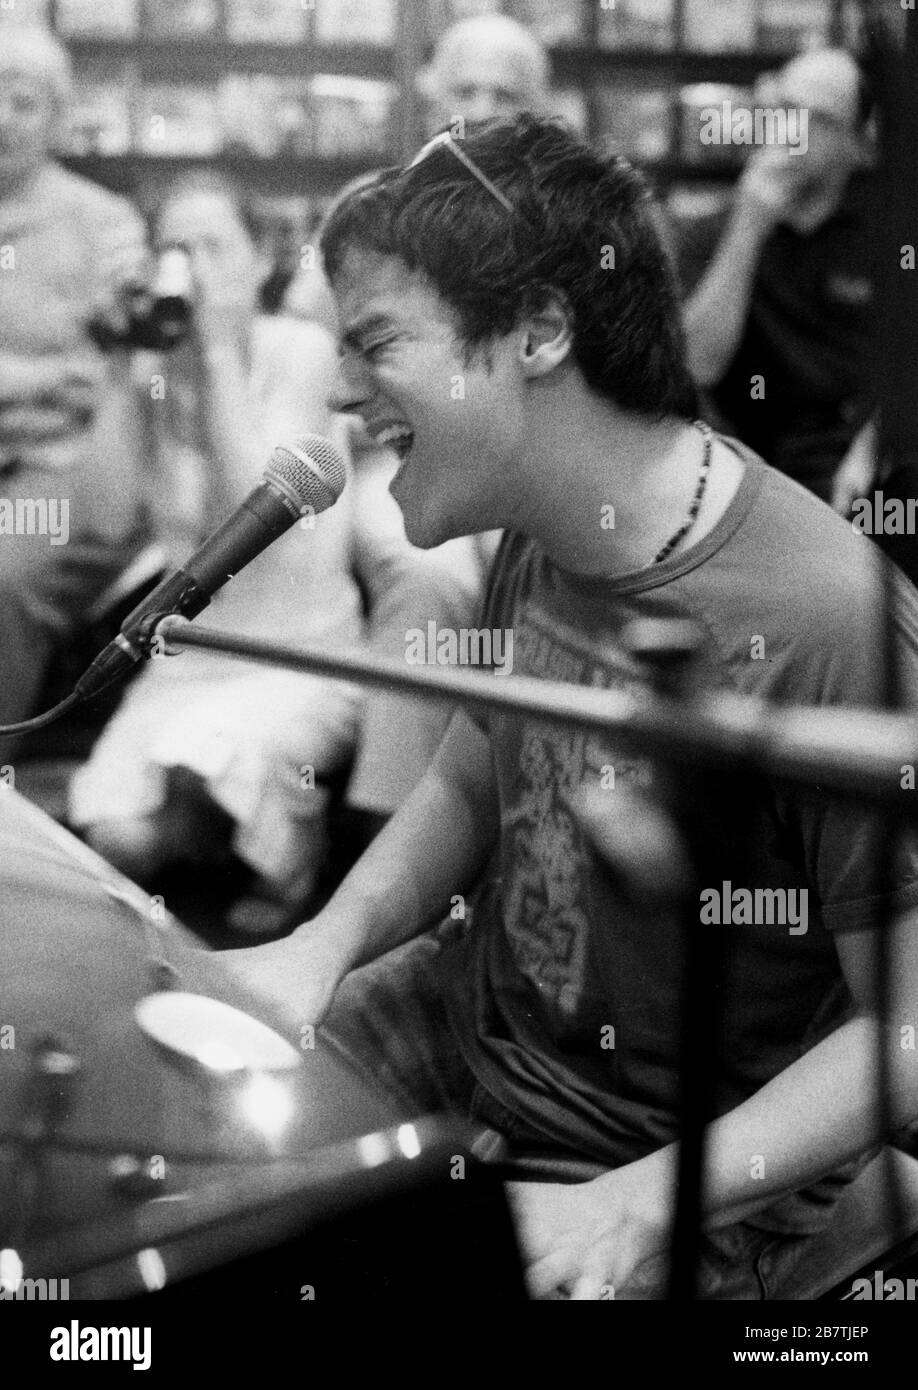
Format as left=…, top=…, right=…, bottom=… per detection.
left=226, top=116, right=918, bottom=1300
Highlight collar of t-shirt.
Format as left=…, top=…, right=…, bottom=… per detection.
left=547, top=438, right=765, bottom=599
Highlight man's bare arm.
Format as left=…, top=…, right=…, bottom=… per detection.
left=682, top=194, right=776, bottom=387
left=693, top=904, right=918, bottom=1223
left=222, top=708, right=499, bottom=1026
left=306, top=706, right=498, bottom=973
left=681, top=146, right=816, bottom=387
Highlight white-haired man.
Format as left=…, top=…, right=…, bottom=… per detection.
left=420, top=13, right=550, bottom=132
left=0, top=24, right=149, bottom=734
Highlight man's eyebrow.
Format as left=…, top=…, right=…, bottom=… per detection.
left=340, top=312, right=397, bottom=350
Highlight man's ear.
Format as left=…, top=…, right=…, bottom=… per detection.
left=519, top=287, right=574, bottom=380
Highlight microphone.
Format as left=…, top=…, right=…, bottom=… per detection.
left=74, top=434, right=347, bottom=701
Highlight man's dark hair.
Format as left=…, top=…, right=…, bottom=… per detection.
left=321, top=114, right=697, bottom=419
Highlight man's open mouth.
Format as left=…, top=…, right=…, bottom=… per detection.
left=372, top=423, right=414, bottom=462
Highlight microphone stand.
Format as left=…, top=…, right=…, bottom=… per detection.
left=155, top=614, right=918, bottom=814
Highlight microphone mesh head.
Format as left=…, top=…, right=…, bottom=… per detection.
left=266, top=434, right=347, bottom=514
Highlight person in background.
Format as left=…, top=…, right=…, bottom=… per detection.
left=419, top=12, right=550, bottom=132
left=676, top=48, right=876, bottom=504
left=70, top=173, right=484, bottom=934
left=0, top=23, right=149, bottom=736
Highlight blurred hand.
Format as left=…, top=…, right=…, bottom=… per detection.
left=737, top=145, right=814, bottom=226
left=508, top=1156, right=672, bottom=1300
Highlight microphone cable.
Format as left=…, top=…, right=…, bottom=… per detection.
left=0, top=693, right=83, bottom=740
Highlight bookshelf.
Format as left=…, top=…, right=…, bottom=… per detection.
left=37, top=0, right=860, bottom=233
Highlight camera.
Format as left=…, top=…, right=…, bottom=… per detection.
left=88, top=244, right=194, bottom=352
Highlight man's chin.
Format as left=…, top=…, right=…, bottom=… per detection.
left=389, top=472, right=479, bottom=549
left=401, top=510, right=453, bottom=551
left=395, top=496, right=465, bottom=551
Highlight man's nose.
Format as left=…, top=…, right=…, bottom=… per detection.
left=329, top=354, right=372, bottom=416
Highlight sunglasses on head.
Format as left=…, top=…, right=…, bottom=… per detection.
left=407, top=129, right=515, bottom=215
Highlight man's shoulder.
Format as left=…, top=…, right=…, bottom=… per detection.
left=744, top=454, right=886, bottom=592
left=698, top=448, right=918, bottom=700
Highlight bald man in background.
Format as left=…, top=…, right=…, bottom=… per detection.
left=419, top=13, right=550, bottom=132
left=675, top=48, right=876, bottom=503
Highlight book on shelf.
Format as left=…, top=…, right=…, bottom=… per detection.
left=219, top=75, right=299, bottom=158
left=224, top=0, right=308, bottom=43
left=311, top=0, right=397, bottom=45
left=142, top=0, right=219, bottom=37
left=597, top=0, right=675, bottom=51
left=757, top=0, right=832, bottom=51
left=54, top=0, right=139, bottom=36
left=683, top=0, right=757, bottom=52
left=136, top=83, right=221, bottom=155
left=250, top=193, right=314, bottom=242
left=267, top=78, right=316, bottom=157
left=595, top=83, right=673, bottom=165
left=64, top=65, right=133, bottom=154
left=309, top=74, right=397, bottom=156
left=509, top=0, right=584, bottom=45
left=222, top=76, right=329, bottom=159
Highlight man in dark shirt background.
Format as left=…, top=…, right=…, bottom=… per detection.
left=675, top=48, right=876, bottom=504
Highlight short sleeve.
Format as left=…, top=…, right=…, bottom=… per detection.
left=782, top=566, right=918, bottom=931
